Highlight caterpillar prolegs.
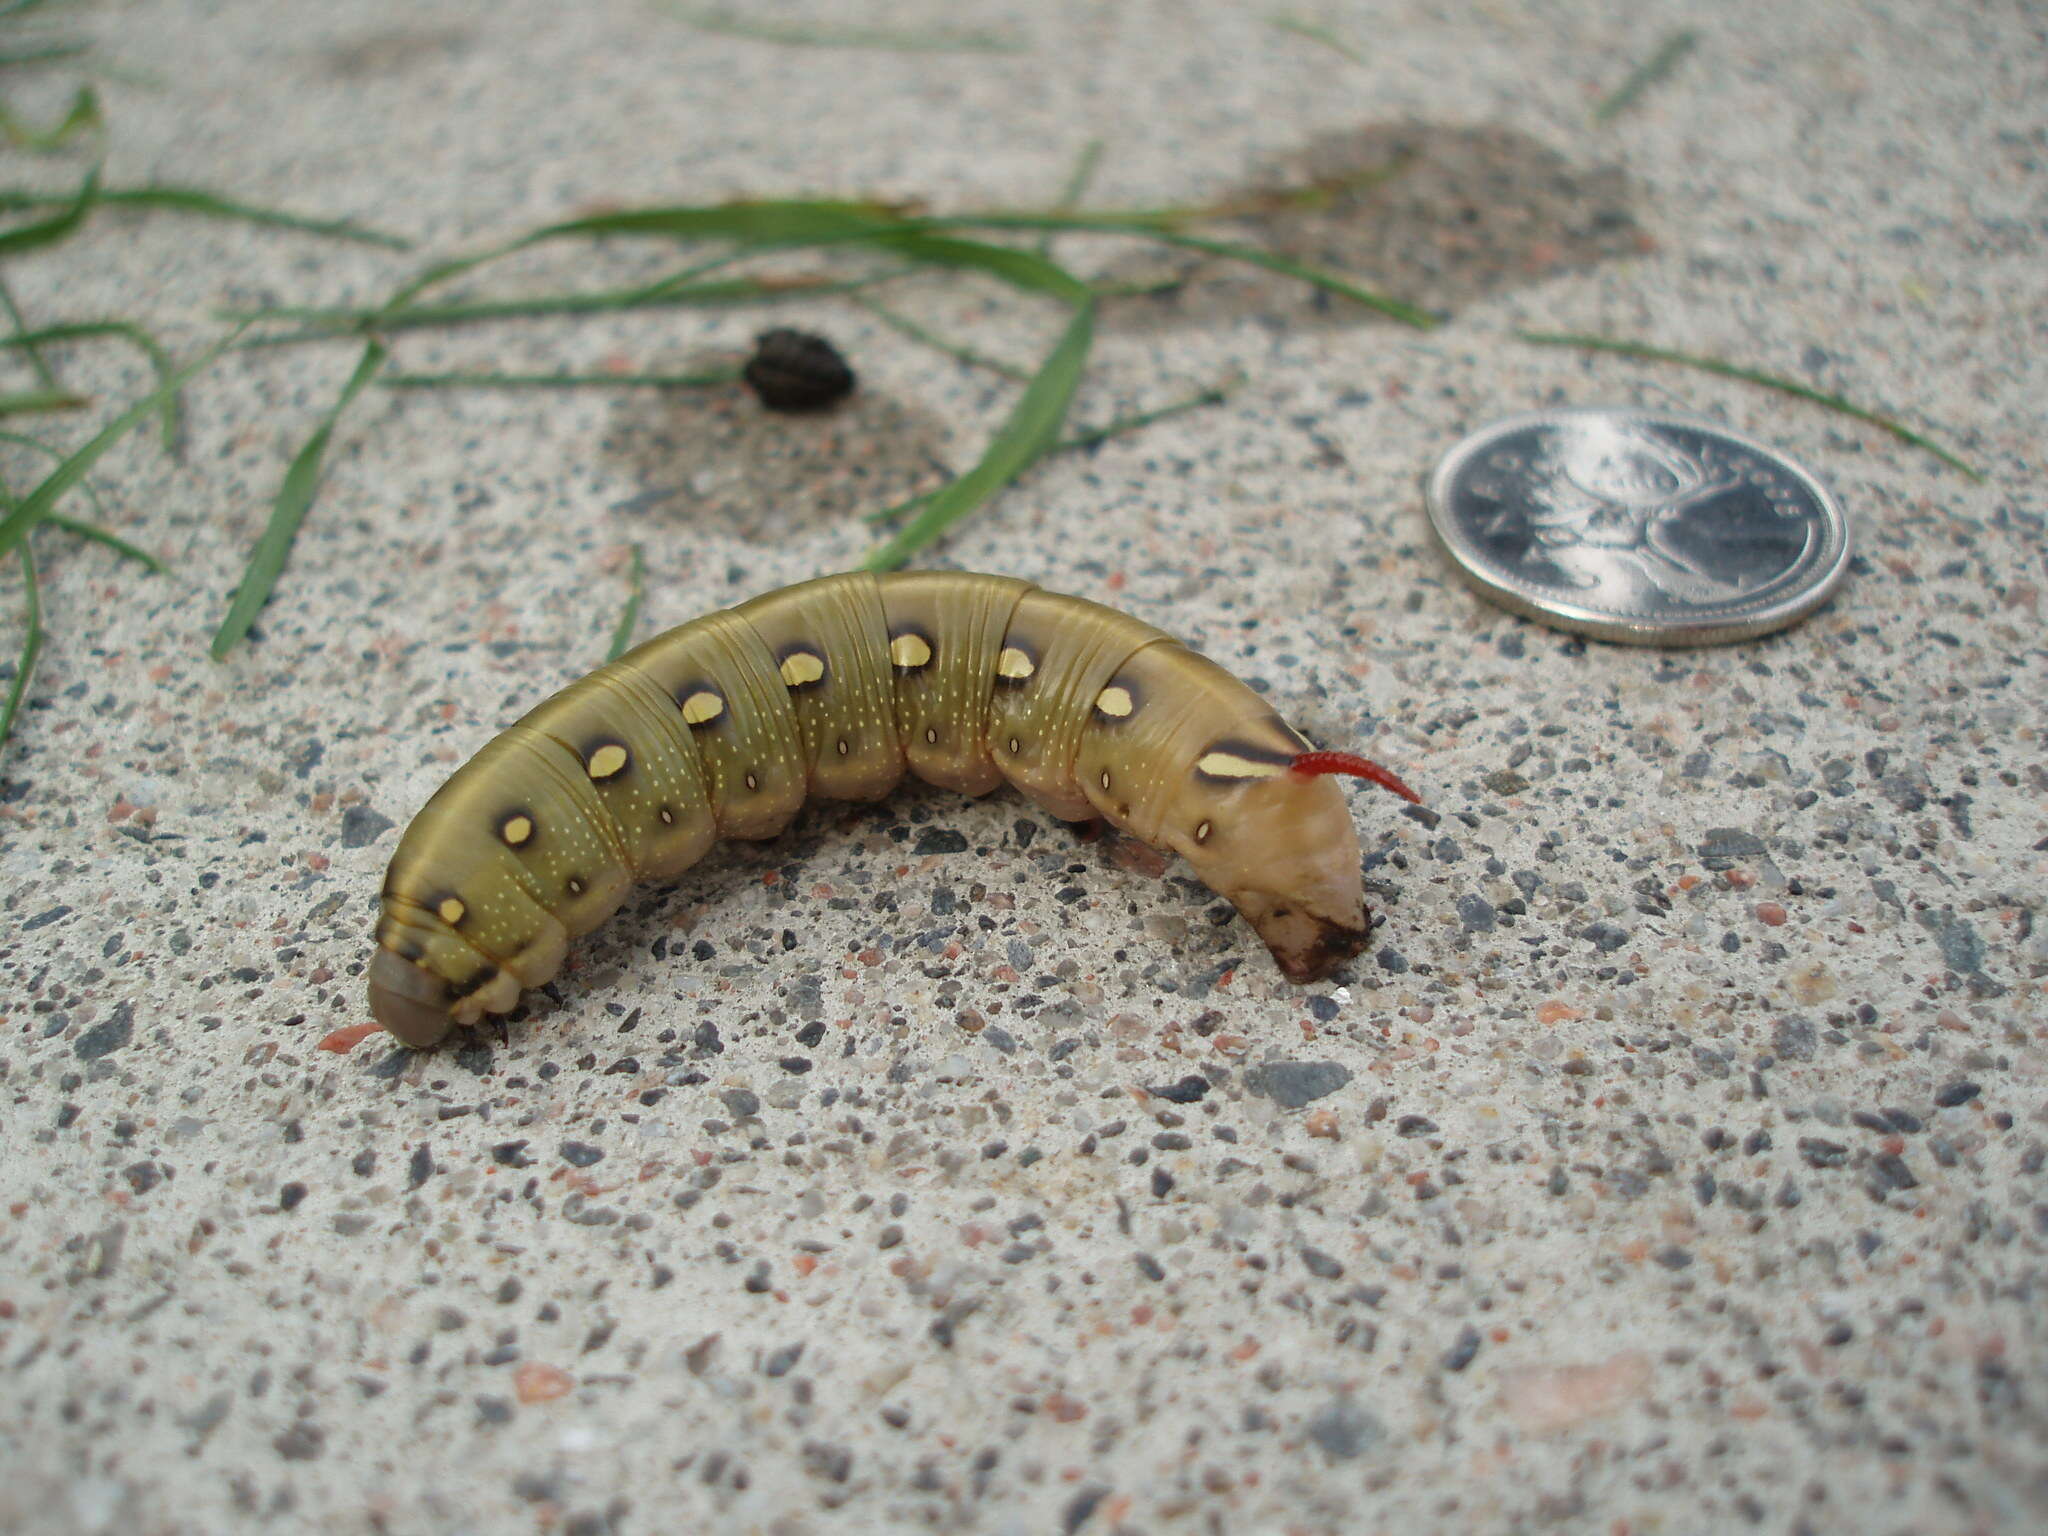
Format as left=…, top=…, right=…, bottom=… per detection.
left=370, top=572, right=1419, bottom=1047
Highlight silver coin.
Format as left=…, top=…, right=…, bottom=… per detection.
left=1424, top=407, right=1851, bottom=645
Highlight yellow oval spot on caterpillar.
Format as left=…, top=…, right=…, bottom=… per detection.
left=1196, top=750, right=1286, bottom=780
left=1195, top=820, right=1212, bottom=843
left=500, top=813, right=534, bottom=847
left=778, top=649, right=826, bottom=687
left=1099, top=770, right=1112, bottom=790
left=1095, top=685, right=1135, bottom=717
left=587, top=743, right=629, bottom=780
left=889, top=631, right=933, bottom=669
left=437, top=897, right=466, bottom=925
left=680, top=690, right=724, bottom=725
left=996, top=646, right=1035, bottom=680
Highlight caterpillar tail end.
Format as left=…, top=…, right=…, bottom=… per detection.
left=369, top=947, right=456, bottom=1049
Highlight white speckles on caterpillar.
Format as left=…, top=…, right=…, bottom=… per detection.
left=370, top=572, right=1419, bottom=1047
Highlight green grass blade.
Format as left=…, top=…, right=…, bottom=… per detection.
left=405, top=196, right=1358, bottom=315
left=862, top=372, right=1241, bottom=526
left=0, top=275, right=56, bottom=387
left=0, top=423, right=94, bottom=481
left=356, top=203, right=888, bottom=328
left=604, top=544, right=646, bottom=662
left=0, top=427, right=160, bottom=569
left=1036, top=138, right=1104, bottom=256
left=1515, top=329, right=1984, bottom=481
left=930, top=212, right=1435, bottom=326
left=380, top=367, right=739, bottom=390
left=3, top=319, right=181, bottom=447
left=0, top=40, right=88, bottom=68
left=43, top=512, right=165, bottom=572
left=100, top=186, right=408, bottom=249
left=367, top=204, right=903, bottom=328
left=211, top=340, right=384, bottom=659
left=0, top=387, right=85, bottom=414
left=0, top=83, right=100, bottom=150
left=0, top=327, right=239, bottom=565
left=664, top=4, right=1021, bottom=52
left=1089, top=226, right=1433, bottom=325
left=1593, top=30, right=1700, bottom=123
left=0, top=184, right=412, bottom=248
left=862, top=298, right=1095, bottom=570
left=1058, top=373, right=1240, bottom=451
left=228, top=271, right=902, bottom=343
left=368, top=205, right=1107, bottom=563
left=860, top=373, right=1240, bottom=526
left=522, top=198, right=905, bottom=249
left=0, top=537, right=42, bottom=756
left=308, top=202, right=1079, bottom=356
left=1270, top=15, right=1369, bottom=66
left=372, top=235, right=531, bottom=318
left=854, top=295, right=1029, bottom=380
left=859, top=488, right=937, bottom=527
left=875, top=228, right=1093, bottom=303
left=379, top=199, right=1093, bottom=313
left=0, top=163, right=96, bottom=258
left=509, top=203, right=1096, bottom=301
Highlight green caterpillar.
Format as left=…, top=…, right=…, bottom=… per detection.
left=370, top=571, right=1418, bottom=1047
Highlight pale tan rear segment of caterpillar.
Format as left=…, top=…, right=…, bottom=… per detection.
left=370, top=572, right=1419, bottom=1047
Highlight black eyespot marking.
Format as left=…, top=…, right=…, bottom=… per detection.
left=678, top=685, right=726, bottom=727
left=888, top=629, right=935, bottom=671
left=658, top=807, right=676, bottom=826
left=777, top=645, right=828, bottom=690
left=1194, top=820, right=1213, bottom=844
left=1094, top=678, right=1140, bottom=720
left=584, top=739, right=631, bottom=781
left=744, top=771, right=759, bottom=792
left=995, top=639, right=1038, bottom=685
left=566, top=877, right=586, bottom=896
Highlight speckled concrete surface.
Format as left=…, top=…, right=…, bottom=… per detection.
left=2, top=2, right=2044, bottom=1532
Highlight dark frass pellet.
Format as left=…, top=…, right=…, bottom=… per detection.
left=743, top=329, right=855, bottom=412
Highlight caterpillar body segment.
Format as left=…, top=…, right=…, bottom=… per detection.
left=370, top=571, right=1417, bottom=1047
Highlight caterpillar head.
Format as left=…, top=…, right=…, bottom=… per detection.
left=1167, top=748, right=1420, bottom=984
left=368, top=946, right=459, bottom=1048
